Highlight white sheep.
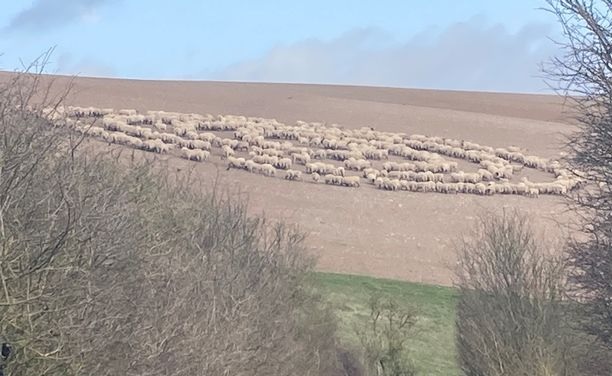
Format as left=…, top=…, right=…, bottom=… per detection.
left=292, top=152, right=311, bottom=165
left=341, top=176, right=360, bottom=187
left=263, top=148, right=283, bottom=157
left=221, top=145, right=235, bottom=158
left=324, top=174, right=342, bottom=185
left=274, top=157, right=293, bottom=170
left=284, top=169, right=302, bottom=181
left=344, top=158, right=371, bottom=171
left=181, top=147, right=209, bottom=162
left=253, top=155, right=278, bottom=165
left=474, top=183, right=487, bottom=195
left=245, top=160, right=258, bottom=172
left=227, top=156, right=246, bottom=169
left=332, top=167, right=345, bottom=177
left=259, top=163, right=277, bottom=177
left=140, top=139, right=171, bottom=153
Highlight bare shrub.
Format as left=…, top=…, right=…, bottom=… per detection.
left=455, top=211, right=580, bottom=376
left=0, top=70, right=342, bottom=375
left=543, top=0, right=612, bottom=349
left=356, top=295, right=417, bottom=376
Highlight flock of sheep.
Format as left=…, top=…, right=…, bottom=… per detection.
left=42, top=105, right=586, bottom=198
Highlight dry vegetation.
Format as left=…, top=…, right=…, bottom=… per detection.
left=454, top=2, right=612, bottom=374
left=455, top=212, right=576, bottom=375
left=0, top=1, right=608, bottom=374
left=0, top=71, right=355, bottom=375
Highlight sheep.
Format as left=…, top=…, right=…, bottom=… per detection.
left=324, top=174, right=342, bottom=185
left=106, top=132, right=143, bottom=148
left=463, top=173, right=481, bottom=184
left=524, top=155, right=549, bottom=170
left=309, top=137, right=323, bottom=147
left=118, top=109, right=138, bottom=117
left=528, top=187, right=540, bottom=198
left=305, top=162, right=336, bottom=175
left=61, top=108, right=573, bottom=198
left=274, top=157, right=293, bottom=170
left=344, top=158, right=371, bottom=171
left=221, top=145, right=235, bottom=158
left=181, top=147, right=210, bottom=162
left=462, top=183, right=475, bottom=194
left=197, top=132, right=216, bottom=143
left=292, top=152, right=311, bottom=165
left=363, top=149, right=389, bottom=160
left=153, top=121, right=167, bottom=131
left=437, top=182, right=459, bottom=194
left=365, top=173, right=378, bottom=183
left=142, top=139, right=172, bottom=153
left=341, top=176, right=360, bottom=187
left=222, top=138, right=240, bottom=149
left=415, top=181, right=436, bottom=193
left=160, top=133, right=182, bottom=144
left=253, top=155, right=278, bottom=165
left=184, top=130, right=199, bottom=140
left=81, top=125, right=107, bottom=137
left=495, top=182, right=514, bottom=195
left=260, top=140, right=281, bottom=150
left=245, top=160, right=258, bottom=172
left=227, top=156, right=246, bottom=169
left=449, top=172, right=465, bottom=183
left=311, top=172, right=321, bottom=183
left=474, top=183, right=487, bottom=195
left=399, top=180, right=412, bottom=191
left=387, top=171, right=404, bottom=180
left=484, top=183, right=496, bottom=196
left=251, top=146, right=264, bottom=155
left=284, top=169, right=302, bottom=181
left=477, top=169, right=494, bottom=182
left=235, top=141, right=250, bottom=151
left=537, top=182, right=567, bottom=195
left=382, top=161, right=416, bottom=172
left=263, top=148, right=283, bottom=157
left=259, top=163, right=276, bottom=177
left=180, top=139, right=212, bottom=150
left=306, top=149, right=324, bottom=160
left=362, top=168, right=381, bottom=178
left=375, top=177, right=401, bottom=191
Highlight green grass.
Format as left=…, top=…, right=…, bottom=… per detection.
left=312, top=272, right=459, bottom=376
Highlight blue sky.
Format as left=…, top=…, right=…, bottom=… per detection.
left=0, top=1, right=564, bottom=92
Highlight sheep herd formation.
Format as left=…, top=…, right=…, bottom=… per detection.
left=43, top=106, right=586, bottom=198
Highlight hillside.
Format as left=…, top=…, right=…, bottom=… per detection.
left=0, top=72, right=576, bottom=285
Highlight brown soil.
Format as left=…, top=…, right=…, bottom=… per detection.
left=1, top=72, right=578, bottom=286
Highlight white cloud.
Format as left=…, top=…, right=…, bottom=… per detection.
left=56, top=53, right=117, bottom=77
left=213, top=17, right=560, bottom=93
left=3, top=0, right=118, bottom=33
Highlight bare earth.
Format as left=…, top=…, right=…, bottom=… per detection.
left=2, top=72, right=578, bottom=286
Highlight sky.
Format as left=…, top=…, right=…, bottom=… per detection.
left=0, top=1, right=565, bottom=93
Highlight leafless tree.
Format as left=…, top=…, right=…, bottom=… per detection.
left=455, top=211, right=581, bottom=376
left=356, top=295, right=417, bottom=376
left=543, top=0, right=612, bottom=349
left=0, top=67, right=344, bottom=375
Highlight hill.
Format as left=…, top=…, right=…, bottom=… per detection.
left=0, top=72, right=576, bottom=285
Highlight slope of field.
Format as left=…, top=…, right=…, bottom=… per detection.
left=0, top=72, right=576, bottom=286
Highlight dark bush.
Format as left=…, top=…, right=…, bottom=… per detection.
left=0, top=70, right=342, bottom=375
left=455, top=211, right=580, bottom=376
